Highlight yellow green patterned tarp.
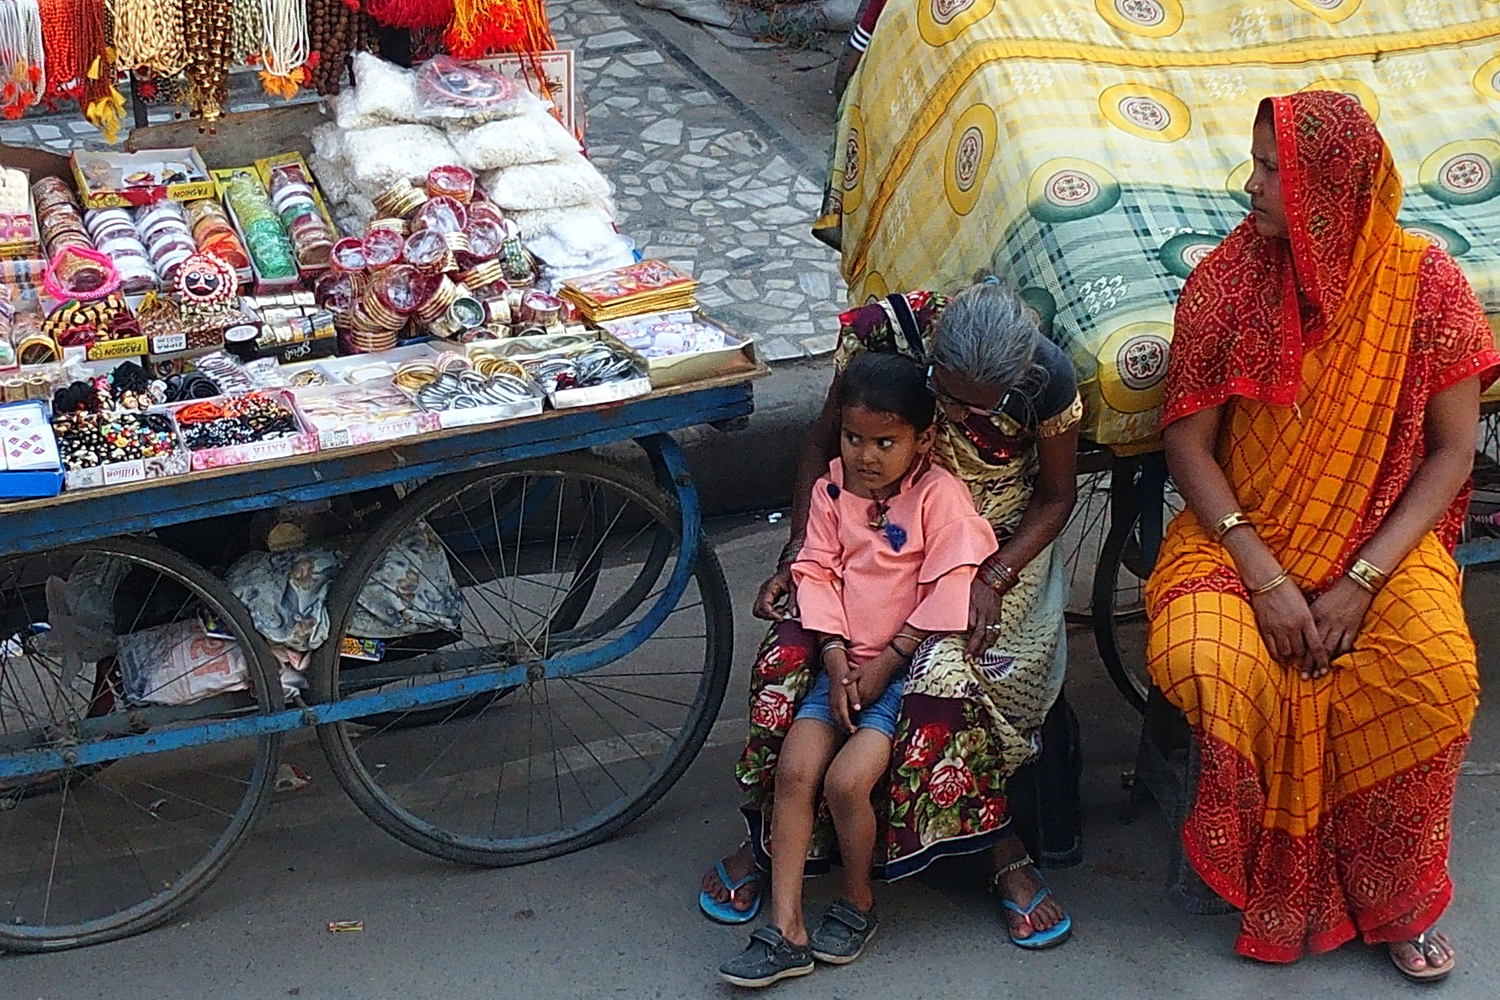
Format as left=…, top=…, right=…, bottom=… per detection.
left=817, top=0, right=1500, bottom=446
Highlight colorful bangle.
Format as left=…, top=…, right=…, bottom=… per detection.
left=1212, top=511, right=1252, bottom=543
left=1347, top=558, right=1388, bottom=595
left=981, top=559, right=1020, bottom=592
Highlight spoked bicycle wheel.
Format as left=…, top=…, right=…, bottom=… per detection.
left=0, top=538, right=282, bottom=952
left=1092, top=453, right=1183, bottom=712
left=310, top=453, right=733, bottom=866
left=1056, top=445, right=1117, bottom=621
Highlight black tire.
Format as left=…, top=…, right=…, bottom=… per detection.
left=1092, top=453, right=1176, bottom=714
left=0, top=538, right=282, bottom=952
left=309, top=453, right=733, bottom=866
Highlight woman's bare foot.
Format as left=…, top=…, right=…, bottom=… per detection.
left=700, top=842, right=762, bottom=913
left=991, top=837, right=1065, bottom=941
left=1390, top=930, right=1456, bottom=981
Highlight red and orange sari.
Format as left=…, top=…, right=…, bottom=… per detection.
left=1147, top=91, right=1500, bottom=963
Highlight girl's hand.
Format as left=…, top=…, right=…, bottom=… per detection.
left=1248, top=578, right=1329, bottom=679
left=752, top=568, right=798, bottom=621
left=1309, top=577, right=1374, bottom=669
left=965, top=577, right=1004, bottom=658
left=828, top=672, right=859, bottom=734
left=847, top=649, right=903, bottom=710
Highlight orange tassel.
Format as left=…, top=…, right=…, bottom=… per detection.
left=442, top=0, right=555, bottom=59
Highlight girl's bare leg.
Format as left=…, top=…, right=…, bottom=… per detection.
left=823, top=728, right=893, bottom=912
left=767, top=719, right=843, bottom=945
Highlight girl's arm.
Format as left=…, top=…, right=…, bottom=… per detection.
left=753, top=374, right=844, bottom=620
left=846, top=626, right=931, bottom=715
left=1309, top=376, right=1480, bottom=663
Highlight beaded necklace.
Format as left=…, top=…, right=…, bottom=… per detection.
left=229, top=0, right=262, bottom=65
left=38, top=0, right=121, bottom=139
left=0, top=0, right=45, bottom=120
left=257, top=0, right=308, bottom=98
left=182, top=0, right=231, bottom=123
left=109, top=0, right=188, bottom=77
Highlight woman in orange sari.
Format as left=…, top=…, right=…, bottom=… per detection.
left=1147, top=90, right=1499, bottom=982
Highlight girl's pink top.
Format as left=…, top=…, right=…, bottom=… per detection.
left=792, top=458, right=998, bottom=662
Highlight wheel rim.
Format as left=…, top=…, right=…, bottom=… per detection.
left=0, top=542, right=280, bottom=949
left=316, top=461, right=730, bottom=862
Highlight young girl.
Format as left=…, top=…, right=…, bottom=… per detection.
left=719, top=352, right=997, bottom=987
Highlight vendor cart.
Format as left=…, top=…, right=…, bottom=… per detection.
left=0, top=369, right=758, bottom=952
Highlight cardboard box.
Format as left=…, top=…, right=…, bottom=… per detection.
left=57, top=409, right=192, bottom=491
left=253, top=152, right=339, bottom=278
left=72, top=148, right=215, bottom=209
left=292, top=380, right=439, bottom=450
left=85, top=336, right=149, bottom=362
left=0, top=400, right=63, bottom=498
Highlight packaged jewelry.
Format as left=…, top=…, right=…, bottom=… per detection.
left=217, top=169, right=299, bottom=282
left=168, top=389, right=315, bottom=470
left=413, top=56, right=532, bottom=127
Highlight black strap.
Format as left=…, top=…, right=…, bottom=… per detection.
left=825, top=899, right=874, bottom=933
left=884, top=293, right=926, bottom=359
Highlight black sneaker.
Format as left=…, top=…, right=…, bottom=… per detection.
left=809, top=899, right=878, bottom=964
left=718, top=926, right=815, bottom=988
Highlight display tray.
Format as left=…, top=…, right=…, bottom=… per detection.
left=63, top=411, right=192, bottom=491
left=598, top=311, right=758, bottom=389
left=293, top=379, right=440, bottom=450
left=164, top=390, right=319, bottom=471
left=466, top=334, right=653, bottom=409
left=72, top=147, right=216, bottom=208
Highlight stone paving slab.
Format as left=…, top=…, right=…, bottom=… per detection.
left=0, top=0, right=845, bottom=361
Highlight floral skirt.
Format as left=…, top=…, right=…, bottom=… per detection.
left=736, top=546, right=1068, bottom=880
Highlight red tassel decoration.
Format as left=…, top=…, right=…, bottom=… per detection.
left=366, top=0, right=454, bottom=30
left=443, top=0, right=555, bottom=59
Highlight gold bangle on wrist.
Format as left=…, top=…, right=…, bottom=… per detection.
left=1347, top=558, right=1388, bottom=595
left=1248, top=570, right=1289, bottom=596
left=1212, top=511, right=1252, bottom=543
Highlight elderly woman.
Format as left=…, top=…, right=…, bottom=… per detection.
left=700, top=281, right=1080, bottom=949
left=1147, top=91, right=1500, bottom=982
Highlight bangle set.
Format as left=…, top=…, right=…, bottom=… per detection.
left=1346, top=558, right=1388, bottom=594
left=1247, top=570, right=1289, bottom=597
left=980, top=559, right=1020, bottom=593
left=819, top=638, right=848, bottom=662
left=1212, top=511, right=1252, bottom=543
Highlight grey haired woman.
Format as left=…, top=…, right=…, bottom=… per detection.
left=702, top=282, right=1081, bottom=976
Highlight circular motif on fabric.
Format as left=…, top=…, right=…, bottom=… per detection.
left=1299, top=79, right=1379, bottom=120
left=841, top=107, right=865, bottom=214
left=1285, top=0, right=1362, bottom=23
left=1095, top=0, right=1183, bottom=37
left=1226, top=160, right=1253, bottom=209
left=1099, top=84, right=1191, bottom=142
left=1158, top=232, right=1223, bottom=279
left=917, top=0, right=995, bottom=46
left=1026, top=157, right=1121, bottom=223
left=943, top=104, right=997, bottom=215
left=1405, top=221, right=1471, bottom=257
left=1472, top=55, right=1500, bottom=103
left=1419, top=140, right=1500, bottom=205
left=1098, top=321, right=1173, bottom=413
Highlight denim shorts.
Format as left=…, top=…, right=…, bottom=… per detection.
left=793, top=669, right=905, bottom=739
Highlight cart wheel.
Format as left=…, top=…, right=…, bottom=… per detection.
left=0, top=538, right=282, bottom=953
left=351, top=475, right=611, bottom=730
left=310, top=453, right=734, bottom=866
left=1092, top=453, right=1182, bottom=713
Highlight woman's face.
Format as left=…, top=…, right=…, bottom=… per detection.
left=928, top=363, right=1006, bottom=422
left=1245, top=116, right=1290, bottom=239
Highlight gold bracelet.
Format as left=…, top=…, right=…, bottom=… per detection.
left=1248, top=570, right=1289, bottom=596
left=1212, top=511, right=1252, bottom=543
left=1347, top=558, right=1388, bottom=595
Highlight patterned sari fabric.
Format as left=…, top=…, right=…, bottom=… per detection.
left=1146, top=92, right=1500, bottom=962
left=736, top=292, right=1078, bottom=879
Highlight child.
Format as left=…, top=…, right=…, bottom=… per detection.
left=719, top=352, right=998, bottom=987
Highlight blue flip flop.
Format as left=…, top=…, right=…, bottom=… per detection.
left=1002, top=883, right=1073, bottom=950
left=699, top=860, right=764, bottom=924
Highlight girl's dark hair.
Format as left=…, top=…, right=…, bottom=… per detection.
left=836, top=351, right=935, bottom=431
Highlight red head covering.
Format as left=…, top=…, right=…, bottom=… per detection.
left=1163, top=91, right=1403, bottom=424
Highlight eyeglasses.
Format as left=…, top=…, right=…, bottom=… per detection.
left=926, top=365, right=1010, bottom=417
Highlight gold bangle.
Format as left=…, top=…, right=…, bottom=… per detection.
left=1212, top=511, right=1252, bottom=543
left=1248, top=571, right=1289, bottom=596
left=1347, top=558, right=1388, bottom=594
